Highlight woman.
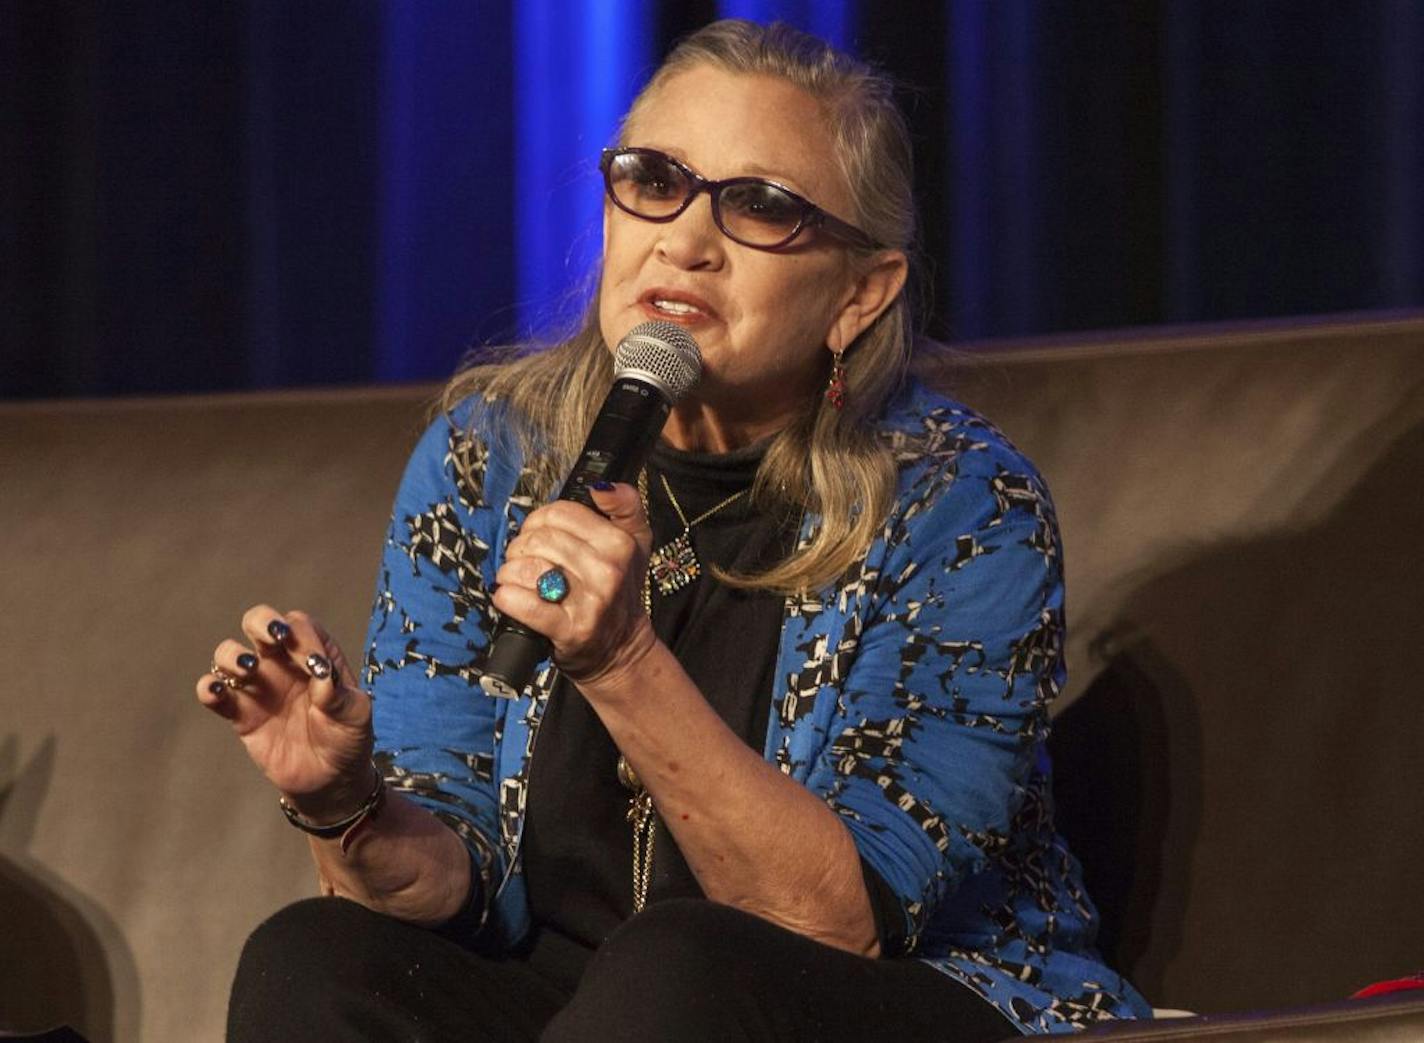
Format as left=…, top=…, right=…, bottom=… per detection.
left=199, top=20, right=1150, bottom=1041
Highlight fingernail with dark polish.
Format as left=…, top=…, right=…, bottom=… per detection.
left=237, top=653, right=258, bottom=671
left=267, top=620, right=291, bottom=641
left=591, top=480, right=614, bottom=491
left=208, top=680, right=226, bottom=695
left=306, top=653, right=332, bottom=680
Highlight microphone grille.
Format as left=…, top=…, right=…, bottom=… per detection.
left=613, top=321, right=702, bottom=401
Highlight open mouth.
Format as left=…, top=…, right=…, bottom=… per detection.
left=639, top=289, right=716, bottom=323
left=650, top=298, right=703, bottom=317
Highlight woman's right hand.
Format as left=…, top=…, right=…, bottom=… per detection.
left=195, top=605, right=375, bottom=824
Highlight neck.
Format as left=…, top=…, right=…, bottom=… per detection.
left=660, top=398, right=796, bottom=453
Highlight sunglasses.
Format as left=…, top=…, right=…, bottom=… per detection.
left=600, top=147, right=880, bottom=252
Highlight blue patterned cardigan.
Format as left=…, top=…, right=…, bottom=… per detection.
left=363, top=377, right=1151, bottom=1035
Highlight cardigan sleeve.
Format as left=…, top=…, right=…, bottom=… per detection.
left=801, top=433, right=1066, bottom=953
left=362, top=401, right=512, bottom=931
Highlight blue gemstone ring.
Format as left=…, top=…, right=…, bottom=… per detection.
left=536, top=566, right=570, bottom=604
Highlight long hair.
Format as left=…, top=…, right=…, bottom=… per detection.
left=441, top=20, right=922, bottom=595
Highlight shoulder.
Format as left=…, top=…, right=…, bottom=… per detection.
left=417, top=394, right=515, bottom=464
left=391, top=392, right=542, bottom=522
left=875, top=377, right=1056, bottom=544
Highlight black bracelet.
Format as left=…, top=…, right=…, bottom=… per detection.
left=278, top=763, right=386, bottom=839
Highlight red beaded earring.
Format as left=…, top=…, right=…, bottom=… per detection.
left=825, top=348, right=847, bottom=410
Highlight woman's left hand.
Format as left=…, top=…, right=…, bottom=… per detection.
left=492, top=482, right=657, bottom=685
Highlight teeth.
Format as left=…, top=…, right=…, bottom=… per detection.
left=652, top=298, right=700, bottom=315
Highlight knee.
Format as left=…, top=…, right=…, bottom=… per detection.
left=586, top=900, right=764, bottom=999
left=547, top=901, right=782, bottom=1041
left=231, top=896, right=385, bottom=1010
left=229, top=897, right=404, bottom=1040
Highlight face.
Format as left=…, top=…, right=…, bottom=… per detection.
left=599, top=65, right=882, bottom=436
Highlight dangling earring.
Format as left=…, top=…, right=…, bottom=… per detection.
left=825, top=348, right=847, bottom=410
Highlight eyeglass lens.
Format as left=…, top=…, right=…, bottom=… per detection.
left=606, top=151, right=807, bottom=247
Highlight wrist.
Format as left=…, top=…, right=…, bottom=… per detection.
left=279, top=760, right=385, bottom=854
left=568, top=619, right=663, bottom=701
left=279, top=761, right=382, bottom=827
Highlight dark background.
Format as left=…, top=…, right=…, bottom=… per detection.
left=3, top=1, right=1420, bottom=401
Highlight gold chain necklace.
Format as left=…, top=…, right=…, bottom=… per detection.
left=617, top=754, right=655, bottom=913
left=622, top=469, right=657, bottom=911
left=616, top=467, right=748, bottom=912
left=647, top=472, right=749, bottom=597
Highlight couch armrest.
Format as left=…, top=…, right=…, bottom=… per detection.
left=1074, top=991, right=1424, bottom=1041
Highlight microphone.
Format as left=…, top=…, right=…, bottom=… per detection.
left=478, top=321, right=702, bottom=698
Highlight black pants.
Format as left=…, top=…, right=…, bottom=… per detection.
left=228, top=897, right=1019, bottom=1042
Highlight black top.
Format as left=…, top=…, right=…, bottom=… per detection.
left=521, top=437, right=905, bottom=961
left=523, top=437, right=794, bottom=946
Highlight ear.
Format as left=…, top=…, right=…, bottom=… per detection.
left=825, top=250, right=909, bottom=354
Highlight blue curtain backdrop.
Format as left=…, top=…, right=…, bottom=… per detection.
left=2, top=1, right=1420, bottom=399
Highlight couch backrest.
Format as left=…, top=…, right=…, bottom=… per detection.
left=2, top=314, right=1420, bottom=1040
left=945, top=313, right=1424, bottom=1013
left=1, top=387, right=431, bottom=1042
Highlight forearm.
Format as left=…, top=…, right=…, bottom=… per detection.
left=579, top=641, right=879, bottom=956
left=304, top=792, right=472, bottom=928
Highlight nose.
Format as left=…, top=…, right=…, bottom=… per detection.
left=654, top=190, right=725, bottom=271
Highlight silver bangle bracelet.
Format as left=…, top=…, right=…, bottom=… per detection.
left=278, top=762, right=386, bottom=840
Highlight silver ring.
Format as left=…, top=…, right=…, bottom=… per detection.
left=536, top=566, right=570, bottom=604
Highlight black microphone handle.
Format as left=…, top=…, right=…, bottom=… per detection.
left=479, top=377, right=672, bottom=699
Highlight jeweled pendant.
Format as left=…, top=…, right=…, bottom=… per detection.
left=649, top=529, right=699, bottom=595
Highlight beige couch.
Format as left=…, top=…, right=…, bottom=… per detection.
left=2, top=314, right=1421, bottom=1041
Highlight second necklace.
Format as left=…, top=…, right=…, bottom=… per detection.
left=620, top=468, right=748, bottom=913
left=646, top=471, right=749, bottom=597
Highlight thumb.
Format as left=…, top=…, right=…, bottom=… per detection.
left=588, top=481, right=651, bottom=548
